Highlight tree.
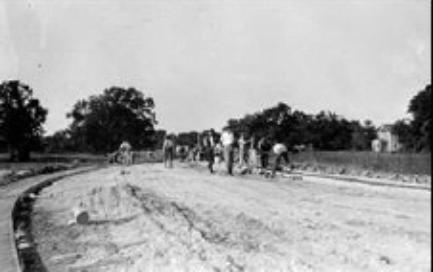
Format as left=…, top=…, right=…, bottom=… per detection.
left=408, top=84, right=431, bottom=151
left=150, top=129, right=167, bottom=149
left=176, top=131, right=199, bottom=147
left=0, top=80, right=48, bottom=161
left=350, top=120, right=377, bottom=150
left=223, top=103, right=375, bottom=151
left=392, top=84, right=431, bottom=152
left=43, top=129, right=75, bottom=153
left=392, top=119, right=414, bottom=151
left=67, top=86, right=157, bottom=153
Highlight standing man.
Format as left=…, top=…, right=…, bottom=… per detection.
left=119, top=140, right=132, bottom=166
left=189, top=145, right=198, bottom=161
left=221, top=128, right=235, bottom=175
left=248, top=136, right=258, bottom=169
left=258, top=136, right=271, bottom=169
left=214, top=140, right=223, bottom=164
left=203, top=131, right=215, bottom=173
left=162, top=134, right=175, bottom=168
left=238, top=133, right=248, bottom=167
left=271, top=142, right=291, bottom=178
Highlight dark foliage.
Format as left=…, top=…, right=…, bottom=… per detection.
left=150, top=129, right=167, bottom=150
left=64, top=86, right=157, bottom=153
left=0, top=80, right=48, bottom=161
left=223, top=102, right=376, bottom=151
left=176, top=131, right=200, bottom=147
left=393, top=84, right=431, bottom=152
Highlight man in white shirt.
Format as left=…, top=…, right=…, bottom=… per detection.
left=119, top=140, right=132, bottom=166
left=247, top=136, right=259, bottom=169
left=162, top=135, right=175, bottom=168
left=270, top=142, right=290, bottom=178
left=238, top=133, right=248, bottom=167
left=221, top=128, right=235, bottom=175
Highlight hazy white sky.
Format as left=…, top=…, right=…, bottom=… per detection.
left=0, top=0, right=430, bottom=134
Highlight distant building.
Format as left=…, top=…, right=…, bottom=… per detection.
left=372, top=125, right=401, bottom=152
left=371, top=139, right=382, bottom=152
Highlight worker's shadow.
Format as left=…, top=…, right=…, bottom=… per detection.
left=87, top=214, right=139, bottom=226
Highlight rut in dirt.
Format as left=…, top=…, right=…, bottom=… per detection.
left=123, top=184, right=231, bottom=245
left=123, top=183, right=250, bottom=271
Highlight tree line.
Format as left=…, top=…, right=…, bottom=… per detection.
left=157, top=85, right=431, bottom=153
left=0, top=80, right=430, bottom=161
left=222, top=102, right=377, bottom=151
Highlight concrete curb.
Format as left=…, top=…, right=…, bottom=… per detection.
left=0, top=166, right=101, bottom=272
left=289, top=170, right=431, bottom=191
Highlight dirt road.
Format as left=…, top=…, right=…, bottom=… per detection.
left=32, top=163, right=431, bottom=272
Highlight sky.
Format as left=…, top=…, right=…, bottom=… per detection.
left=0, top=0, right=430, bottom=135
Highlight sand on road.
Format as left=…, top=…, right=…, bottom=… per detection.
left=32, top=163, right=431, bottom=272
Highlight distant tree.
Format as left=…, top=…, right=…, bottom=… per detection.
left=67, top=86, right=157, bottom=153
left=175, top=129, right=221, bottom=148
left=392, top=119, right=414, bottom=151
left=199, top=129, right=221, bottom=146
left=350, top=120, right=377, bottom=150
left=224, top=103, right=375, bottom=151
left=0, top=80, right=48, bottom=161
left=393, top=84, right=431, bottom=152
left=224, top=103, right=292, bottom=144
left=176, top=131, right=199, bottom=147
left=150, top=129, right=167, bottom=149
left=43, top=129, right=75, bottom=153
left=408, top=84, right=431, bottom=151
left=295, top=110, right=353, bottom=150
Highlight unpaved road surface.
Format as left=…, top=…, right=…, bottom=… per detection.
left=32, top=163, right=431, bottom=272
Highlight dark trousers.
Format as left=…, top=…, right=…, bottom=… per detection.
left=260, top=152, right=269, bottom=169
left=164, top=147, right=174, bottom=168
left=224, top=145, right=234, bottom=175
left=271, top=152, right=289, bottom=177
left=205, top=147, right=215, bottom=173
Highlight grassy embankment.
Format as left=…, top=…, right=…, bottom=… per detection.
left=290, top=151, right=431, bottom=183
left=0, top=153, right=107, bottom=186
left=1, top=151, right=429, bottom=184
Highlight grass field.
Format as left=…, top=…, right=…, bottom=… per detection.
left=0, top=153, right=106, bottom=172
left=291, top=151, right=431, bottom=176
left=0, top=153, right=108, bottom=187
left=1, top=150, right=429, bottom=181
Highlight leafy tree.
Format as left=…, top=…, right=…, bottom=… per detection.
left=175, top=129, right=221, bottom=148
left=408, top=84, right=431, bottom=151
left=223, top=103, right=375, bottom=151
left=43, top=129, right=75, bottom=153
left=350, top=120, right=377, bottom=150
left=150, top=129, right=167, bottom=149
left=176, top=131, right=199, bottom=147
left=393, top=84, right=431, bottom=152
left=392, top=119, right=414, bottom=151
left=67, top=86, right=157, bottom=153
left=0, top=80, right=48, bottom=161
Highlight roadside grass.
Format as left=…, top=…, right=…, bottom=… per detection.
left=0, top=150, right=163, bottom=171
left=291, top=151, right=431, bottom=176
left=0, top=153, right=106, bottom=171
left=1, top=150, right=429, bottom=184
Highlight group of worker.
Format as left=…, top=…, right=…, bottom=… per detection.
left=161, top=128, right=291, bottom=178
left=115, top=128, right=291, bottom=178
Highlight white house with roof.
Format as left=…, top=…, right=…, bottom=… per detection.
left=371, top=125, right=401, bottom=152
